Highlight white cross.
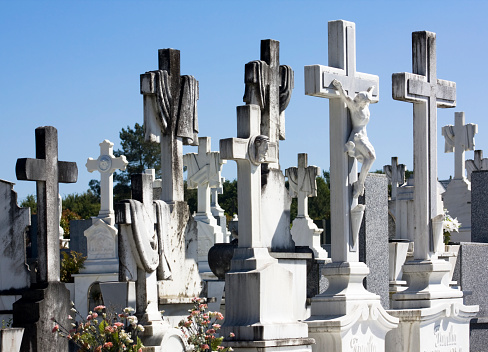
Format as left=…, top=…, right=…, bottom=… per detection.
left=383, top=157, right=406, bottom=200
left=220, top=104, right=277, bottom=248
left=466, top=150, right=488, bottom=181
left=442, top=112, right=477, bottom=180
left=286, top=153, right=320, bottom=219
left=183, top=137, right=223, bottom=216
left=392, top=31, right=456, bottom=260
left=305, top=20, right=379, bottom=262
left=86, top=140, right=128, bottom=225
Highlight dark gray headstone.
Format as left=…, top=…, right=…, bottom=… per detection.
left=453, top=242, right=488, bottom=352
left=471, top=170, right=488, bottom=243
left=359, top=173, right=389, bottom=309
left=68, top=219, right=92, bottom=257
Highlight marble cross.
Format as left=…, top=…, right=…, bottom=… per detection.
left=466, top=150, right=488, bottom=182
left=183, top=137, right=223, bottom=216
left=392, top=31, right=456, bottom=260
left=305, top=20, right=379, bottom=262
left=285, top=153, right=320, bottom=219
left=383, top=157, right=406, bottom=200
left=141, top=49, right=199, bottom=203
left=441, top=112, right=477, bottom=180
left=86, top=139, right=128, bottom=224
left=243, top=39, right=294, bottom=170
left=16, top=126, right=78, bottom=283
left=220, top=105, right=277, bottom=248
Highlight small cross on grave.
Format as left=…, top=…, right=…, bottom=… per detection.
left=220, top=105, right=277, bottom=248
left=243, top=39, right=294, bottom=170
left=16, top=126, right=78, bottom=283
left=86, top=140, right=128, bottom=224
left=392, top=31, right=456, bottom=260
left=183, top=137, right=223, bottom=216
left=442, top=112, right=478, bottom=180
left=286, top=153, right=320, bottom=219
left=141, top=49, right=199, bottom=203
left=466, top=150, right=488, bottom=181
left=384, top=157, right=406, bottom=200
left=305, top=20, right=379, bottom=262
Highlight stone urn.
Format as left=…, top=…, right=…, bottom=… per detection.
left=208, top=242, right=237, bottom=280
left=0, top=327, right=24, bottom=352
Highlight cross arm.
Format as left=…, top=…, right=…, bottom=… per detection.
left=305, top=65, right=379, bottom=102
left=16, top=158, right=46, bottom=181
left=220, top=138, right=248, bottom=161
left=58, top=161, right=78, bottom=183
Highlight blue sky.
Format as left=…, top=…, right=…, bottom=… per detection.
left=1, top=1, right=487, bottom=202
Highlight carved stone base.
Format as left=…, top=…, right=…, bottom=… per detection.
left=291, top=217, right=328, bottom=260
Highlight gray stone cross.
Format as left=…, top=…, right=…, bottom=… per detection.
left=141, top=49, right=199, bottom=203
left=16, top=126, right=78, bottom=283
left=442, top=112, right=477, bottom=180
left=392, top=31, right=456, bottom=260
left=383, top=157, right=406, bottom=200
left=305, top=20, right=379, bottom=262
left=220, top=105, right=277, bottom=248
left=86, top=139, right=128, bottom=224
left=285, top=153, right=320, bottom=219
left=466, top=150, right=488, bottom=182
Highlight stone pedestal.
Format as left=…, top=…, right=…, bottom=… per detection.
left=306, top=262, right=398, bottom=352
left=386, top=301, right=478, bottom=352
left=442, top=178, right=472, bottom=242
left=193, top=213, right=224, bottom=276
left=12, top=283, right=70, bottom=352
left=291, top=218, right=328, bottom=261
left=389, top=240, right=409, bottom=296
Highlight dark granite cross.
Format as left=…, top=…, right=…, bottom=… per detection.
left=16, top=126, right=78, bottom=283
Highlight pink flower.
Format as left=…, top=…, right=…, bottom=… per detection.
left=105, top=326, right=115, bottom=333
left=216, top=312, right=224, bottom=320
left=201, top=344, right=210, bottom=349
left=94, top=305, right=105, bottom=312
left=86, top=315, right=92, bottom=321
left=52, top=325, right=59, bottom=333
left=212, top=323, right=221, bottom=329
left=138, top=349, right=143, bottom=352
left=95, top=347, right=102, bottom=352
left=229, top=332, right=235, bottom=337
left=103, top=342, right=113, bottom=348
left=114, top=322, right=124, bottom=328
left=206, top=328, right=216, bottom=334
left=91, top=312, right=98, bottom=319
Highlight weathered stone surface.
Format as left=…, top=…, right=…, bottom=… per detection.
left=471, top=170, right=488, bottom=243
left=0, top=180, right=30, bottom=291
left=359, top=173, right=389, bottom=309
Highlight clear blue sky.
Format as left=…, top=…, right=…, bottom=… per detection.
left=1, top=0, right=487, bottom=202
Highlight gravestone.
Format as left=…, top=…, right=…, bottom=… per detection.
left=466, top=149, right=488, bottom=181
left=304, top=20, right=398, bottom=352
left=183, top=136, right=224, bottom=274
left=471, top=170, right=488, bottom=243
left=358, top=173, right=389, bottom=309
left=244, top=39, right=295, bottom=251
left=220, top=104, right=313, bottom=351
left=287, top=153, right=328, bottom=260
left=115, top=173, right=187, bottom=350
left=387, top=30, right=477, bottom=352
left=13, top=126, right=77, bottom=352
left=211, top=176, right=229, bottom=241
left=141, top=48, right=199, bottom=203
left=441, top=112, right=477, bottom=242
left=0, top=180, right=31, bottom=324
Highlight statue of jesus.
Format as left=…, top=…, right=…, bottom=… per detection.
left=332, top=79, right=376, bottom=198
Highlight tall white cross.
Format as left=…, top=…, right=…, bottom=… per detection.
left=384, top=157, right=406, bottom=200
left=305, top=20, right=379, bottom=262
left=442, top=112, right=477, bottom=180
left=86, top=140, right=128, bottom=225
left=220, top=105, right=277, bottom=248
left=392, top=31, right=456, bottom=260
left=183, top=137, right=223, bottom=216
left=466, top=150, right=488, bottom=181
left=286, top=153, right=320, bottom=219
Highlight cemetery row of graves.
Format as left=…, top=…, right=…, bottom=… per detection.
left=2, top=19, right=488, bottom=352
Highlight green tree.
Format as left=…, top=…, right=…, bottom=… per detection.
left=219, top=179, right=238, bottom=221
left=111, top=122, right=161, bottom=202
left=184, top=181, right=198, bottom=215
left=62, top=191, right=100, bottom=219
left=20, top=194, right=37, bottom=214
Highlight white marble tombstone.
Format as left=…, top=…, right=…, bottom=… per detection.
left=441, top=112, right=477, bottom=242
left=387, top=30, right=478, bottom=352
left=287, top=153, right=328, bottom=260
left=304, top=20, right=398, bottom=352
left=183, top=136, right=224, bottom=275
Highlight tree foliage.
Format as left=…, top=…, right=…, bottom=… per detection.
left=290, top=173, right=330, bottom=222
